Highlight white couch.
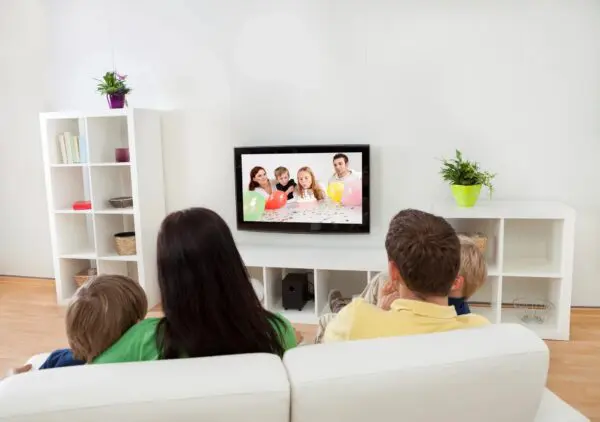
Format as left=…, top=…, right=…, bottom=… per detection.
left=0, top=324, right=588, bottom=422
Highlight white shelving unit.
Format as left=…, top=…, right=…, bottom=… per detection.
left=239, top=201, right=575, bottom=340
left=432, top=201, right=575, bottom=340
left=40, top=109, right=166, bottom=307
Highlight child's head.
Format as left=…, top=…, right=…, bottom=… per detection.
left=297, top=166, right=315, bottom=189
left=385, top=209, right=460, bottom=298
left=274, top=167, right=290, bottom=186
left=297, top=166, right=325, bottom=199
left=450, top=235, right=488, bottom=298
left=66, top=274, right=147, bottom=362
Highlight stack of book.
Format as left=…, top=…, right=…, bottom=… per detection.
left=57, top=132, right=87, bottom=164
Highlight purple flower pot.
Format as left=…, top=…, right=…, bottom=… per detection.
left=107, top=94, right=126, bottom=109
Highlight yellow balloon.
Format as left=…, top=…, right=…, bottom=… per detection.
left=327, top=182, right=344, bottom=203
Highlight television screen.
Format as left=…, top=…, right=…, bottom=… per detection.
left=234, top=145, right=369, bottom=233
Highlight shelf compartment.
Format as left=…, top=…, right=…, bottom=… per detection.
left=94, top=214, right=136, bottom=257
left=90, top=165, right=133, bottom=212
left=57, top=258, right=96, bottom=302
left=468, top=276, right=501, bottom=323
left=264, top=267, right=316, bottom=323
left=89, top=162, right=131, bottom=167
left=97, top=260, right=139, bottom=282
left=248, top=267, right=265, bottom=305
left=500, top=276, right=561, bottom=338
left=50, top=166, right=90, bottom=210
left=98, top=254, right=138, bottom=262
left=503, top=219, right=563, bottom=277
left=44, top=118, right=84, bottom=165
left=315, top=269, right=369, bottom=315
left=86, top=115, right=129, bottom=163
left=447, top=218, right=502, bottom=275
left=270, top=300, right=317, bottom=324
left=54, top=213, right=95, bottom=257
left=94, top=207, right=135, bottom=215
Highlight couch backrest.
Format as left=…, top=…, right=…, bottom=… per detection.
left=0, top=353, right=290, bottom=422
left=284, top=324, right=549, bottom=422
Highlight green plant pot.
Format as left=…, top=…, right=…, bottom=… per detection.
left=451, top=184, right=482, bottom=207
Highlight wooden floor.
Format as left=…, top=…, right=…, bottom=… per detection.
left=1, top=277, right=598, bottom=420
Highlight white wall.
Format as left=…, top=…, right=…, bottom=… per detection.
left=4, top=0, right=600, bottom=305
left=240, top=152, right=362, bottom=189
left=0, top=0, right=53, bottom=277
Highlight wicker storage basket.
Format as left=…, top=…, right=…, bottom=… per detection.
left=108, top=196, right=133, bottom=208
left=114, top=231, right=136, bottom=255
left=74, top=268, right=97, bottom=287
left=459, top=232, right=488, bottom=253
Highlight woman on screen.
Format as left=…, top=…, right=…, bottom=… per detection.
left=248, top=166, right=276, bottom=198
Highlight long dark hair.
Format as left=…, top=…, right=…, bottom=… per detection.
left=248, top=166, right=266, bottom=191
left=156, top=207, right=285, bottom=359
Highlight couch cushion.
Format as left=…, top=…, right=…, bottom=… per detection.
left=0, top=353, right=289, bottom=422
left=284, top=324, right=549, bottom=422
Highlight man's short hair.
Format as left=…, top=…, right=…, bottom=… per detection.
left=385, top=209, right=460, bottom=296
left=66, top=274, right=147, bottom=362
left=274, top=167, right=289, bottom=178
left=333, top=153, right=349, bottom=163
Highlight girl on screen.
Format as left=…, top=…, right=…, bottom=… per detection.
left=296, top=166, right=326, bottom=202
left=248, top=166, right=275, bottom=198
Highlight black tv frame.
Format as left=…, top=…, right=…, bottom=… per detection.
left=234, top=144, right=370, bottom=234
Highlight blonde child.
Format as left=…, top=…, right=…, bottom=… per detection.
left=315, top=233, right=488, bottom=343
left=296, top=166, right=326, bottom=202
left=8, top=275, right=147, bottom=375
left=274, top=166, right=296, bottom=200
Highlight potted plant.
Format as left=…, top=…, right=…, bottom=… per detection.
left=440, top=150, right=496, bottom=207
left=96, top=71, right=132, bottom=109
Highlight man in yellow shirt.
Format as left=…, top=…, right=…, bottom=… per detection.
left=323, top=209, right=489, bottom=343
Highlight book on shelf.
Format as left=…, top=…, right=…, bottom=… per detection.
left=58, top=134, right=67, bottom=164
left=78, top=135, right=87, bottom=163
left=57, top=132, right=83, bottom=164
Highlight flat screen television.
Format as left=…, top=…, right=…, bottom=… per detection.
left=234, top=144, right=370, bottom=233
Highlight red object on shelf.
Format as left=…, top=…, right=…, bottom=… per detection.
left=72, top=200, right=92, bottom=211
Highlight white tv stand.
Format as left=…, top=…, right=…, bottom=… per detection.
left=239, top=201, right=575, bottom=341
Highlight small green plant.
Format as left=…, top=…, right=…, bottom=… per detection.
left=440, top=150, right=496, bottom=196
left=95, top=71, right=132, bottom=96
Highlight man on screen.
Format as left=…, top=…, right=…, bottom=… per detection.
left=329, top=153, right=361, bottom=184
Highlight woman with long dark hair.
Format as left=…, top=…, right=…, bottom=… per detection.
left=248, top=166, right=275, bottom=198
left=92, top=208, right=297, bottom=363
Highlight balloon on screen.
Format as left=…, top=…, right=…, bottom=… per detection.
left=243, top=191, right=266, bottom=221
left=327, top=182, right=344, bottom=203
left=265, top=191, right=287, bottom=210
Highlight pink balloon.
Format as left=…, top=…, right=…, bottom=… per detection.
left=341, top=180, right=362, bottom=206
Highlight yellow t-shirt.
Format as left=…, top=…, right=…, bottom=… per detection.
left=323, top=298, right=489, bottom=343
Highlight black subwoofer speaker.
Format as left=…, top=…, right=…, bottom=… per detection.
left=282, top=273, right=309, bottom=310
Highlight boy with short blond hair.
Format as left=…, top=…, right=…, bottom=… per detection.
left=66, top=274, right=147, bottom=362
left=274, top=166, right=296, bottom=200
left=322, top=209, right=489, bottom=343
left=8, top=275, right=147, bottom=375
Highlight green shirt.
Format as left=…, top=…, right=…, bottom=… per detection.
left=93, top=314, right=297, bottom=364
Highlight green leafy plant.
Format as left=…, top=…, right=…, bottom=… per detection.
left=95, top=71, right=132, bottom=96
left=440, top=150, right=496, bottom=196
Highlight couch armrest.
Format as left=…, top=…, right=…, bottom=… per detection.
left=535, top=389, right=589, bottom=422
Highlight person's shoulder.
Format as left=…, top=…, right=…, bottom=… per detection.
left=133, top=317, right=161, bottom=330
left=269, top=313, right=293, bottom=330
left=457, top=313, right=491, bottom=327
left=268, top=313, right=297, bottom=350
left=342, top=297, right=382, bottom=318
